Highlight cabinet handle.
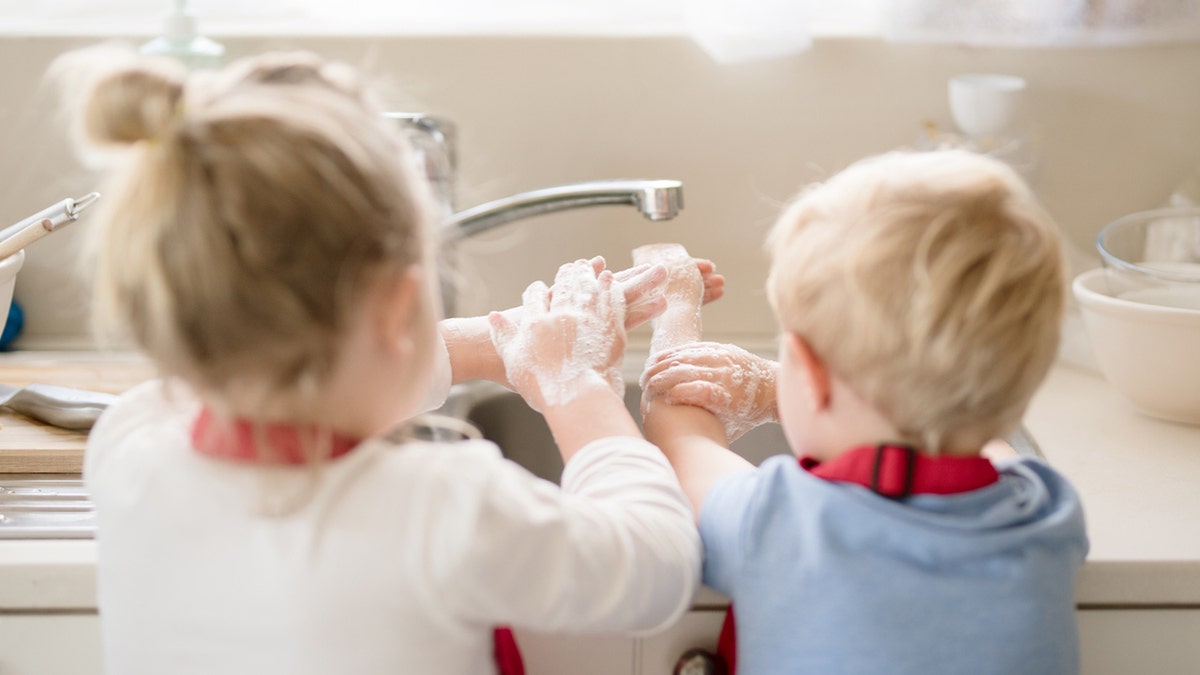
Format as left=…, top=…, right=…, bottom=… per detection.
left=672, top=648, right=727, bottom=675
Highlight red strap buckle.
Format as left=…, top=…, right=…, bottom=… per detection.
left=870, top=444, right=917, bottom=500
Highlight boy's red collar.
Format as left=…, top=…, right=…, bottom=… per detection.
left=799, top=444, right=1000, bottom=499
left=190, top=407, right=361, bottom=464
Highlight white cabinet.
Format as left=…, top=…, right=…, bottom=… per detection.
left=634, top=608, right=1200, bottom=674
left=0, top=614, right=103, bottom=675
left=1078, top=609, right=1200, bottom=675
left=513, top=629, right=635, bottom=674
left=7, top=607, right=1200, bottom=674
left=637, top=610, right=724, bottom=674
left=514, top=610, right=725, bottom=675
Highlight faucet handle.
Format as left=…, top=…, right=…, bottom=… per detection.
left=386, top=112, right=458, bottom=213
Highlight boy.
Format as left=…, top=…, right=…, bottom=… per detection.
left=641, top=150, right=1088, bottom=674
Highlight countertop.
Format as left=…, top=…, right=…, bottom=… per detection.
left=2, top=355, right=1199, bottom=611
left=1024, top=364, right=1200, bottom=608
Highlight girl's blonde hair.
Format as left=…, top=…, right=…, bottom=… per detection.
left=69, top=49, right=436, bottom=414
left=767, top=150, right=1065, bottom=454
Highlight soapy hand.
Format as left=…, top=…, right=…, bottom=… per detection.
left=641, top=342, right=779, bottom=443
left=490, top=260, right=627, bottom=412
left=587, top=256, right=725, bottom=330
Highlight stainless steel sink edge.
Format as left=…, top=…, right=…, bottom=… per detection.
left=0, top=474, right=94, bottom=540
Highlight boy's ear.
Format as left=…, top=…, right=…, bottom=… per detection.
left=784, top=332, right=831, bottom=412
left=375, top=266, right=425, bottom=356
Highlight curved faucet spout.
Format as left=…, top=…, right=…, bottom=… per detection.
left=444, top=179, right=683, bottom=242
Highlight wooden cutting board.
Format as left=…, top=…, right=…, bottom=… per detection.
left=0, top=351, right=154, bottom=474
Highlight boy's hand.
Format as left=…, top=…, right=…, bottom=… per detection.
left=641, top=342, right=779, bottom=443
left=489, top=260, right=626, bottom=412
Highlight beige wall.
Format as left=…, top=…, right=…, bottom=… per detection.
left=2, top=34, right=1199, bottom=348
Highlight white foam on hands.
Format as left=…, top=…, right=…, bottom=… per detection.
left=490, top=261, right=627, bottom=411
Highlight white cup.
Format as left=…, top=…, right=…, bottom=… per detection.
left=948, top=74, right=1026, bottom=139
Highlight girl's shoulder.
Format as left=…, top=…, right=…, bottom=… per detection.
left=86, top=379, right=198, bottom=465
left=92, top=378, right=199, bottom=434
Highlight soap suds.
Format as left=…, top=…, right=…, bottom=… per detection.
left=491, top=264, right=626, bottom=411
left=641, top=342, right=778, bottom=442
left=632, top=244, right=704, bottom=356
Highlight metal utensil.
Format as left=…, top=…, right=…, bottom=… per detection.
left=0, top=192, right=101, bottom=262
left=0, top=383, right=116, bottom=431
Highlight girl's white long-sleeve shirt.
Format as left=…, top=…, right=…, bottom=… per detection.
left=84, top=346, right=700, bottom=674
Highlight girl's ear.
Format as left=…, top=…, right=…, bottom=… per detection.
left=783, top=332, right=831, bottom=412
left=375, top=266, right=426, bottom=356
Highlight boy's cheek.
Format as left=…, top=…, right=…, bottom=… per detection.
left=774, top=363, right=807, bottom=457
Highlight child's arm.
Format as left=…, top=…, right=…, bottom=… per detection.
left=642, top=400, right=751, bottom=518
left=642, top=344, right=775, bottom=514
left=642, top=342, right=779, bottom=441
left=403, top=282, right=703, bottom=633
left=439, top=257, right=724, bottom=388
left=431, top=259, right=700, bottom=634
left=633, top=244, right=754, bottom=516
left=487, top=259, right=637, bottom=459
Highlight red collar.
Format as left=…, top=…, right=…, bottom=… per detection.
left=190, top=407, right=361, bottom=464
left=799, top=444, right=999, bottom=499
left=190, top=408, right=526, bottom=673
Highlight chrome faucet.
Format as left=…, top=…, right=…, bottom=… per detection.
left=386, top=112, right=458, bottom=216
left=389, top=113, right=685, bottom=315
left=444, top=179, right=684, bottom=242
left=388, top=112, right=685, bottom=239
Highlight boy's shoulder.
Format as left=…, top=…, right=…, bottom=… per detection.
left=702, top=454, right=1087, bottom=551
left=700, top=453, right=1087, bottom=607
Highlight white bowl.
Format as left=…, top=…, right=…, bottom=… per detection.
left=1074, top=268, right=1200, bottom=425
left=0, top=250, right=24, bottom=339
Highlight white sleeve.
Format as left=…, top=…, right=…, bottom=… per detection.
left=420, top=437, right=701, bottom=635
left=414, top=330, right=452, bottom=414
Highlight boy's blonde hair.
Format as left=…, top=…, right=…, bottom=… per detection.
left=69, top=49, right=437, bottom=413
left=766, top=151, right=1064, bottom=454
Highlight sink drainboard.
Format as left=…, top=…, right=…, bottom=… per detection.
left=0, top=475, right=95, bottom=539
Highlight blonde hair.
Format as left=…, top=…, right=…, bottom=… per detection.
left=68, top=49, right=437, bottom=416
left=766, top=150, right=1065, bottom=453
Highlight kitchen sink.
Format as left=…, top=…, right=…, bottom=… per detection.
left=0, top=386, right=1044, bottom=538
left=0, top=474, right=93, bottom=539
left=457, top=383, right=1043, bottom=485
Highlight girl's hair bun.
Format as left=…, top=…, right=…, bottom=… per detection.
left=82, top=57, right=187, bottom=146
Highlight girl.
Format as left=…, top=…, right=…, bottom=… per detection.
left=72, top=49, right=710, bottom=674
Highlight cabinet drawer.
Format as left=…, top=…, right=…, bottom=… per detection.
left=0, top=613, right=102, bottom=675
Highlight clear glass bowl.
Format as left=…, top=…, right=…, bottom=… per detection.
left=1096, top=207, right=1200, bottom=310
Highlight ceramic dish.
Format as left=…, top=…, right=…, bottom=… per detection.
left=1073, top=268, right=1200, bottom=425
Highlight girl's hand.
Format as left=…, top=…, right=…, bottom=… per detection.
left=490, top=260, right=627, bottom=412
left=695, top=258, right=727, bottom=306
left=641, top=342, right=779, bottom=443
left=439, top=256, right=724, bottom=393
left=590, top=256, right=726, bottom=330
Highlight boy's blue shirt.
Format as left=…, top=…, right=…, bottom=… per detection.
left=700, top=454, right=1088, bottom=675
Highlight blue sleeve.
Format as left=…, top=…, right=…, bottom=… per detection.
left=697, top=468, right=762, bottom=596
